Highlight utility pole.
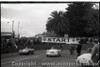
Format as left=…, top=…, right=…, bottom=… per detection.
left=12, top=21, right=14, bottom=33
left=18, top=21, right=20, bottom=38
left=7, top=20, right=18, bottom=48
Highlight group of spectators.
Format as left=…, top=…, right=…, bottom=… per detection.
left=1, top=38, right=12, bottom=48
left=68, top=37, right=99, bottom=66
left=69, top=37, right=99, bottom=54
left=1, top=37, right=39, bottom=53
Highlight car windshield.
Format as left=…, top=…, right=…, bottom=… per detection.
left=50, top=46, right=61, bottom=49
left=25, top=47, right=28, bottom=49
left=51, top=47, right=55, bottom=49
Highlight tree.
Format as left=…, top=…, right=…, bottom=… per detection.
left=83, top=8, right=99, bottom=36
left=65, top=3, right=99, bottom=37
left=46, top=3, right=99, bottom=37
left=46, top=11, right=69, bottom=37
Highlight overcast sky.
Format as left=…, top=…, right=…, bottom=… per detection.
left=1, top=1, right=99, bottom=37
left=1, top=3, right=68, bottom=37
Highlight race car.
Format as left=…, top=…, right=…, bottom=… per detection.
left=76, top=53, right=94, bottom=66
left=19, top=47, right=34, bottom=55
left=46, top=47, right=61, bottom=57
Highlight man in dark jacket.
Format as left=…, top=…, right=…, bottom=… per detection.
left=91, top=39, right=99, bottom=67
left=76, top=44, right=82, bottom=56
left=69, top=44, right=75, bottom=55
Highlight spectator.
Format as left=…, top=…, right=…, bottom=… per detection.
left=60, top=44, right=63, bottom=50
left=7, top=39, right=12, bottom=48
left=91, top=39, right=99, bottom=64
left=76, top=44, right=82, bottom=56
left=69, top=44, right=75, bottom=55
left=87, top=47, right=92, bottom=53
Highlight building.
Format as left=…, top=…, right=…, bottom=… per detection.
left=1, top=32, right=13, bottom=39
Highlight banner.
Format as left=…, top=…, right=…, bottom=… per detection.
left=42, top=37, right=79, bottom=44
left=42, top=37, right=68, bottom=43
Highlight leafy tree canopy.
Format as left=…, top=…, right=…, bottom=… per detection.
left=46, top=11, right=69, bottom=37
left=46, top=3, right=99, bottom=37
left=65, top=3, right=99, bottom=37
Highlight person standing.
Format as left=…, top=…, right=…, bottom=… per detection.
left=60, top=44, right=63, bottom=50
left=91, top=39, right=99, bottom=66
left=69, top=44, right=75, bottom=55
left=76, top=44, right=82, bottom=56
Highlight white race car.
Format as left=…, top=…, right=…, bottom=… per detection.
left=19, top=47, right=34, bottom=55
left=76, top=53, right=94, bottom=66
left=46, top=47, right=61, bottom=57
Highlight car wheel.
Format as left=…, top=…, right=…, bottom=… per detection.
left=28, top=52, right=31, bottom=55
left=31, top=52, right=34, bottom=54
left=19, top=53, right=22, bottom=55
left=58, top=54, right=61, bottom=57
left=47, top=55, right=49, bottom=57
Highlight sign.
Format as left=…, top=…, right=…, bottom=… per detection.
left=42, top=37, right=79, bottom=44
left=68, top=38, right=79, bottom=44
left=42, top=37, right=68, bottom=43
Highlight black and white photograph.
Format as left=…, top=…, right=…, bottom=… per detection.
left=1, top=0, right=99, bottom=67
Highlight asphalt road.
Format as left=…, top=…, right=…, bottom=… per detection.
left=1, top=50, right=79, bottom=67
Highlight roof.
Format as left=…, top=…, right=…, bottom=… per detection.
left=1, top=32, right=12, bottom=37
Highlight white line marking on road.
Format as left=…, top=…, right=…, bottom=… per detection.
left=1, top=54, right=44, bottom=65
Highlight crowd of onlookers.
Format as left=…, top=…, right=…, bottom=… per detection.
left=1, top=37, right=39, bottom=53
left=1, top=37, right=40, bottom=48
left=68, top=37, right=99, bottom=67
left=68, top=37, right=99, bottom=55
left=1, top=36, right=99, bottom=54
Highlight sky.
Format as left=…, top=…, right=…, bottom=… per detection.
left=1, top=1, right=99, bottom=37
left=1, top=3, right=68, bottom=37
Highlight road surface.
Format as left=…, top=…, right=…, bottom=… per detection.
left=1, top=50, right=78, bottom=67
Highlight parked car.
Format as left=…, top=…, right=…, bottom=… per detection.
left=46, top=47, right=61, bottom=57
left=19, top=47, right=34, bottom=55
left=76, top=53, right=94, bottom=66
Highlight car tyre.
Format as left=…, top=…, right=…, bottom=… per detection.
left=47, top=55, right=49, bottom=57
left=19, top=53, right=22, bottom=55
left=28, top=52, right=32, bottom=55
left=58, top=54, right=61, bottom=57
left=31, top=52, right=34, bottom=54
